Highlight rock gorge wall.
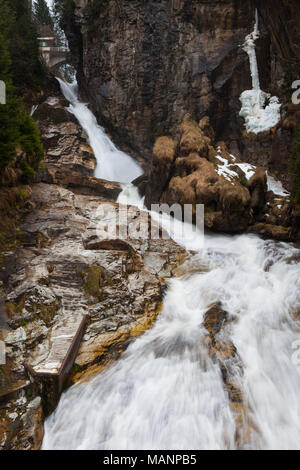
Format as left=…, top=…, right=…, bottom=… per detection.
left=64, top=0, right=299, bottom=188
left=65, top=0, right=258, bottom=161
left=243, top=0, right=300, bottom=187
left=255, top=0, right=300, bottom=70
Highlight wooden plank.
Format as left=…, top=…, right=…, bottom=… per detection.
left=25, top=315, right=87, bottom=414
left=28, top=315, right=86, bottom=377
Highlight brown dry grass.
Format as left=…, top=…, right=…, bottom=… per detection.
left=153, top=136, right=177, bottom=162
left=180, top=114, right=211, bottom=156
left=199, top=116, right=215, bottom=141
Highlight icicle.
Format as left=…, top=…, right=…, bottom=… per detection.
left=243, top=9, right=260, bottom=91
left=239, top=9, right=281, bottom=134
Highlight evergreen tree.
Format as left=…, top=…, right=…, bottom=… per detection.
left=290, top=126, right=300, bottom=204
left=9, top=0, right=45, bottom=92
left=54, top=0, right=75, bottom=29
left=0, top=0, right=15, bottom=38
left=34, top=0, right=53, bottom=27
left=0, top=0, right=44, bottom=178
left=0, top=33, right=22, bottom=169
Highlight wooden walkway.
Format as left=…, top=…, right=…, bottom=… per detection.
left=25, top=314, right=87, bottom=413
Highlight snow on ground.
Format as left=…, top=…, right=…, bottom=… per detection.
left=267, top=173, right=290, bottom=197
left=216, top=148, right=289, bottom=200
left=215, top=147, right=256, bottom=183
left=235, top=162, right=256, bottom=180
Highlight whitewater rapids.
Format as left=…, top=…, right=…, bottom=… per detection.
left=42, top=80, right=300, bottom=450
left=57, top=78, right=142, bottom=183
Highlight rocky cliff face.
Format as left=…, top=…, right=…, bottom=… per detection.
left=240, top=0, right=300, bottom=187
left=255, top=0, right=300, bottom=68
left=66, top=0, right=259, bottom=161
left=64, top=0, right=299, bottom=190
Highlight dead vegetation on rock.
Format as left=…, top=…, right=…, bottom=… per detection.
left=145, top=114, right=297, bottom=240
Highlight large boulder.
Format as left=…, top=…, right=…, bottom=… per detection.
left=146, top=115, right=254, bottom=232
left=145, top=115, right=298, bottom=239
left=247, top=167, right=267, bottom=213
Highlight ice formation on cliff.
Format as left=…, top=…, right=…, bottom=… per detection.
left=239, top=10, right=281, bottom=134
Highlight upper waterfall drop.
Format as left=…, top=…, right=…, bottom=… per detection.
left=239, top=10, right=281, bottom=134
left=57, top=78, right=143, bottom=183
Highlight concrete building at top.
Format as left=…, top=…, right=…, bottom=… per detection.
left=37, top=24, right=56, bottom=59
left=37, top=25, right=69, bottom=70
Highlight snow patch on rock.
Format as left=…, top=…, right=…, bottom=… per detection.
left=267, top=173, right=290, bottom=197
left=239, top=10, right=281, bottom=134
left=215, top=147, right=256, bottom=183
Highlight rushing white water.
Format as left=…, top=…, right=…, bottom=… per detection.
left=117, top=183, right=145, bottom=208
left=57, top=78, right=143, bottom=183
left=118, top=184, right=205, bottom=251
left=30, top=104, right=38, bottom=116
left=43, top=180, right=300, bottom=449
left=43, top=77, right=300, bottom=451
left=239, top=10, right=281, bottom=134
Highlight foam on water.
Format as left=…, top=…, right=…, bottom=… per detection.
left=43, top=182, right=300, bottom=449
left=57, top=78, right=143, bottom=183
left=43, top=79, right=300, bottom=451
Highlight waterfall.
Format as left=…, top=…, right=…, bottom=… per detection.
left=239, top=10, right=281, bottom=134
left=42, top=77, right=300, bottom=451
left=43, top=220, right=300, bottom=449
left=57, top=78, right=143, bottom=183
